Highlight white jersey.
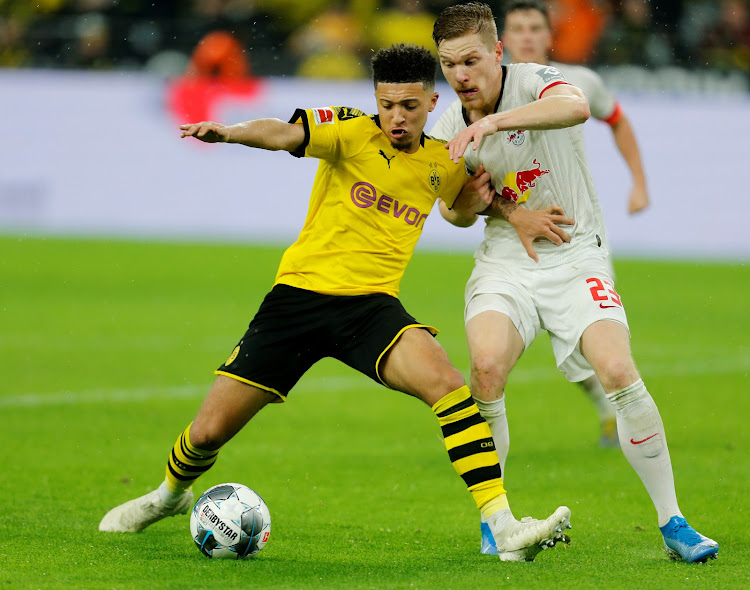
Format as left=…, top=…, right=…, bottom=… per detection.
left=550, top=61, right=620, bottom=124
left=430, top=62, right=608, bottom=268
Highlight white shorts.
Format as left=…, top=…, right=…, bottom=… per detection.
left=464, top=251, right=629, bottom=382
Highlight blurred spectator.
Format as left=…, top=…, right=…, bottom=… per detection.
left=287, top=1, right=367, bottom=79
left=547, top=0, right=607, bottom=63
left=167, top=29, right=263, bottom=123
left=188, top=29, right=251, bottom=78
left=699, top=0, right=750, bottom=74
left=595, top=0, right=674, bottom=67
left=0, top=0, right=748, bottom=85
left=367, top=0, right=437, bottom=55
left=69, top=12, right=112, bottom=69
left=0, top=15, right=28, bottom=67
left=255, top=0, right=338, bottom=32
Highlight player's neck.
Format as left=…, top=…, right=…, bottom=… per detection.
left=466, top=69, right=504, bottom=121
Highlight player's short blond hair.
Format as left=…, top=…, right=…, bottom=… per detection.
left=432, top=2, right=498, bottom=51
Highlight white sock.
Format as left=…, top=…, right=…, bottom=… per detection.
left=607, top=379, right=682, bottom=527
left=578, top=374, right=616, bottom=422
left=473, top=396, right=509, bottom=477
left=157, top=481, right=184, bottom=507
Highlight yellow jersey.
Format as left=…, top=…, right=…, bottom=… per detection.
left=274, top=106, right=467, bottom=297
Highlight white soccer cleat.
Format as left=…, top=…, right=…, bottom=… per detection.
left=99, top=489, right=194, bottom=533
left=489, top=506, right=572, bottom=562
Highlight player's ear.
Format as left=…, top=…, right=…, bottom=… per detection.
left=429, top=91, right=439, bottom=112
left=495, top=41, right=503, bottom=64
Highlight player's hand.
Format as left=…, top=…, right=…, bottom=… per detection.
left=446, top=116, right=500, bottom=163
left=628, top=183, right=650, bottom=214
left=453, top=165, right=496, bottom=218
left=507, top=205, right=575, bottom=263
left=180, top=121, right=229, bottom=143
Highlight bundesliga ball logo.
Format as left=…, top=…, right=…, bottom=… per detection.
left=190, top=483, right=271, bottom=559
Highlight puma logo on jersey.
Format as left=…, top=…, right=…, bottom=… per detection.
left=379, top=150, right=395, bottom=168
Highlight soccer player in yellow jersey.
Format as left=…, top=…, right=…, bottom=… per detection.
left=98, top=44, right=571, bottom=562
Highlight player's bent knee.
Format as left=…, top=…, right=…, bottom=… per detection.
left=597, top=358, right=639, bottom=392
left=188, top=423, right=227, bottom=452
left=470, top=356, right=509, bottom=396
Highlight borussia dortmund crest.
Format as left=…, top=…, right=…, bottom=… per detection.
left=429, top=169, right=441, bottom=192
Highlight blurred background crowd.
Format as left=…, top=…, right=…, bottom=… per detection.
left=1, top=0, right=749, bottom=84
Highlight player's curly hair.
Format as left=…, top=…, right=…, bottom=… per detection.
left=371, top=43, right=437, bottom=90
left=432, top=2, right=498, bottom=49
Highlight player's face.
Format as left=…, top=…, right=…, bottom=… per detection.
left=374, top=82, right=438, bottom=153
left=502, top=9, right=552, bottom=64
left=438, top=33, right=504, bottom=112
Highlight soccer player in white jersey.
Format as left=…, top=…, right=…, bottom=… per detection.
left=429, top=2, right=718, bottom=563
left=500, top=0, right=652, bottom=447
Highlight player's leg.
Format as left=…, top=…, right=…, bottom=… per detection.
left=580, top=319, right=718, bottom=562
left=463, top=270, right=538, bottom=555
left=379, top=327, right=570, bottom=562
left=580, top=319, right=679, bottom=523
left=462, top=264, right=538, bottom=482
left=466, top=309, right=525, bottom=477
left=576, top=223, right=618, bottom=446
left=100, top=284, right=322, bottom=533
left=575, top=374, right=618, bottom=447
left=162, top=376, right=277, bottom=498
left=542, top=256, right=717, bottom=562
left=466, top=311, right=526, bottom=555
left=99, top=376, right=277, bottom=533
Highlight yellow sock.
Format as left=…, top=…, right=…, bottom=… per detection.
left=480, top=493, right=510, bottom=518
left=165, top=423, right=220, bottom=493
left=432, top=386, right=507, bottom=511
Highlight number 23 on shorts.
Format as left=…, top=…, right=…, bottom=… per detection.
left=586, top=277, right=622, bottom=309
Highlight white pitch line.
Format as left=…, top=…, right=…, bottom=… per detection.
left=1, top=356, right=747, bottom=409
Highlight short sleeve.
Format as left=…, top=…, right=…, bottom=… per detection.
left=288, top=106, right=366, bottom=160
left=578, top=69, right=618, bottom=122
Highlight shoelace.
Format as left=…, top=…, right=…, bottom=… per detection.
left=503, top=518, right=542, bottom=541
left=666, top=521, right=703, bottom=545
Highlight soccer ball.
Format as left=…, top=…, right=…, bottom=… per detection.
left=189, top=483, right=271, bottom=559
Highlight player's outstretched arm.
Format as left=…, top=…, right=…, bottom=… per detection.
left=446, top=85, right=590, bottom=162
left=610, top=113, right=650, bottom=214
left=440, top=165, right=495, bottom=227
left=179, top=119, right=306, bottom=152
left=486, top=200, right=575, bottom=263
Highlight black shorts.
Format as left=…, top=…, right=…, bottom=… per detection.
left=216, top=284, right=437, bottom=400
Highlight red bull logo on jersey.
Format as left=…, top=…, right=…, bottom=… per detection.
left=499, top=159, right=549, bottom=203
left=350, top=182, right=428, bottom=228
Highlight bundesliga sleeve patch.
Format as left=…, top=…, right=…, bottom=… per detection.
left=535, top=66, right=566, bottom=84
left=312, top=107, right=335, bottom=126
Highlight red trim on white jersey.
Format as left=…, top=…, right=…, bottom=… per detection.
left=603, top=102, right=623, bottom=126
left=538, top=80, right=570, bottom=99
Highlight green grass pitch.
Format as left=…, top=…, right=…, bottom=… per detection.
left=1, top=236, right=747, bottom=589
